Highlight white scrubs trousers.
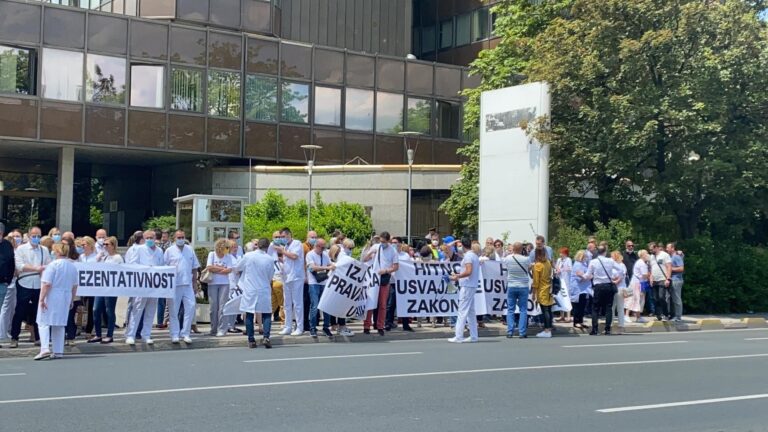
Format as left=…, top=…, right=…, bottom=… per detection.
left=124, top=297, right=158, bottom=339
left=39, top=325, right=65, bottom=355
left=169, top=285, right=196, bottom=338
left=454, top=285, right=478, bottom=341
left=282, top=279, right=304, bottom=331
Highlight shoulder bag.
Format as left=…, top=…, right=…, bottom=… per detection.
left=597, top=257, right=618, bottom=294
left=377, top=248, right=392, bottom=286
left=311, top=253, right=329, bottom=283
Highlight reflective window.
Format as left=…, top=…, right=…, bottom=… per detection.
left=177, top=0, right=209, bottom=21
left=281, top=42, right=311, bottom=80
left=280, top=81, right=309, bottom=124
left=139, top=0, right=176, bottom=17
left=171, top=26, right=207, bottom=65
left=242, top=0, right=271, bottom=33
left=345, top=88, right=373, bottom=132
left=86, top=55, right=126, bottom=105
left=208, top=32, right=242, bottom=70
left=171, top=68, right=203, bottom=112
left=245, top=74, right=277, bottom=122
left=440, top=19, right=453, bottom=49
left=247, top=38, right=278, bottom=75
left=314, top=49, right=344, bottom=84
left=435, top=67, right=462, bottom=98
left=131, top=21, right=168, bottom=60
left=87, top=15, right=127, bottom=55
left=375, top=92, right=403, bottom=134
left=406, top=97, right=432, bottom=135
left=456, top=13, right=470, bottom=46
left=0, top=2, right=41, bottom=44
left=43, top=7, right=85, bottom=49
left=377, top=58, right=405, bottom=92
left=42, top=48, right=83, bottom=102
left=130, top=65, right=165, bottom=108
left=422, top=26, right=435, bottom=54
left=436, top=100, right=460, bottom=139
left=407, top=62, right=433, bottom=95
left=210, top=0, right=241, bottom=27
left=472, top=8, right=490, bottom=41
left=346, top=54, right=374, bottom=88
left=0, top=46, right=35, bottom=95
left=314, top=86, right=341, bottom=127
left=207, top=70, right=241, bottom=117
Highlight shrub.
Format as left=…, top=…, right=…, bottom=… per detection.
left=142, top=215, right=176, bottom=232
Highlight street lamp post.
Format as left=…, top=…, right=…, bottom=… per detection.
left=301, top=144, right=322, bottom=231
left=398, top=131, right=422, bottom=246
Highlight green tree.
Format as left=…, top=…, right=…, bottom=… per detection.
left=143, top=215, right=177, bottom=232
left=527, top=0, right=768, bottom=240
left=440, top=0, right=573, bottom=233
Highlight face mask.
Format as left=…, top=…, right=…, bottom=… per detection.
left=146, top=239, right=156, bottom=248
left=97, top=238, right=105, bottom=246
left=431, top=240, right=439, bottom=247
left=52, top=234, right=62, bottom=242
left=308, top=238, right=317, bottom=246
left=176, top=239, right=185, bottom=247
left=381, top=243, right=389, bottom=249
left=76, top=246, right=85, bottom=255
left=30, top=236, right=40, bottom=246
left=13, top=237, right=21, bottom=245
left=457, top=246, right=464, bottom=253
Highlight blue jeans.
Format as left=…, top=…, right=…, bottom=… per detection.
left=308, top=284, right=330, bottom=332
left=93, top=297, right=117, bottom=338
left=506, top=285, right=529, bottom=336
left=245, top=312, right=271, bottom=341
left=156, top=298, right=166, bottom=325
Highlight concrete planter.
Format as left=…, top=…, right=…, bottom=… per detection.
left=195, top=304, right=211, bottom=324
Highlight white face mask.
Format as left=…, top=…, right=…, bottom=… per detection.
left=457, top=246, right=464, bottom=253
left=176, top=239, right=186, bottom=247
left=97, top=238, right=105, bottom=246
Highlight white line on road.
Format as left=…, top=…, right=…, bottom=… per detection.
left=243, top=352, right=422, bottom=363
left=0, top=373, right=26, bottom=377
left=1, top=352, right=767, bottom=405
left=598, top=394, right=768, bottom=413
left=744, top=337, right=768, bottom=341
left=562, top=341, right=688, bottom=348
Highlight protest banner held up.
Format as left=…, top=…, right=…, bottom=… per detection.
left=393, top=260, right=463, bottom=317
left=318, top=258, right=369, bottom=319
left=75, top=262, right=176, bottom=298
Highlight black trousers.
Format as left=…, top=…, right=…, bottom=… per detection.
left=653, top=282, right=670, bottom=319
left=11, top=286, right=40, bottom=341
left=592, top=283, right=616, bottom=332
left=572, top=293, right=589, bottom=324
left=540, top=305, right=553, bottom=329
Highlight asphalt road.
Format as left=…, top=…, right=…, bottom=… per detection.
left=1, top=329, right=768, bottom=432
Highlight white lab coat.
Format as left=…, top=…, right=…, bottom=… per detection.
left=37, top=259, right=78, bottom=326
left=236, top=250, right=275, bottom=314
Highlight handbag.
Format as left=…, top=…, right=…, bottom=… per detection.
left=311, top=253, right=329, bottom=283
left=199, top=268, right=214, bottom=284
left=551, top=264, right=561, bottom=295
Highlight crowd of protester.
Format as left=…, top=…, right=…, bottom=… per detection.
left=0, top=222, right=684, bottom=359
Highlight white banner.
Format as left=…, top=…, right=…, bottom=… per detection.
left=222, top=284, right=243, bottom=316
left=475, top=261, right=572, bottom=316
left=393, top=261, right=462, bottom=317
left=75, top=262, right=176, bottom=298
left=318, top=259, right=370, bottom=319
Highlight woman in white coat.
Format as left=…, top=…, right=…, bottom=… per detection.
left=35, top=242, right=78, bottom=360
left=236, top=238, right=275, bottom=349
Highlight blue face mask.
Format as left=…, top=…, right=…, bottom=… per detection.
left=30, top=236, right=40, bottom=246
left=52, top=234, right=62, bottom=242
left=381, top=243, right=389, bottom=249
left=146, top=239, right=156, bottom=248
left=75, top=246, right=85, bottom=255
left=308, top=238, right=317, bottom=246
left=13, top=237, right=21, bottom=245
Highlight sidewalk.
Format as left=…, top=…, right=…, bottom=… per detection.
left=1, top=314, right=765, bottom=359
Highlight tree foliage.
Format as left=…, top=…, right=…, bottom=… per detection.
left=142, top=215, right=177, bottom=232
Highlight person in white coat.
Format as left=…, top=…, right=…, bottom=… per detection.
left=35, top=242, right=78, bottom=360
left=124, top=231, right=164, bottom=346
left=448, top=237, right=480, bottom=343
left=165, top=230, right=200, bottom=344
left=237, top=238, right=275, bottom=349
left=272, top=228, right=305, bottom=336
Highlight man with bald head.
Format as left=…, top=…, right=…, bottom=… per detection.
left=9, top=226, right=51, bottom=348
left=95, top=229, right=108, bottom=257
left=306, top=237, right=334, bottom=338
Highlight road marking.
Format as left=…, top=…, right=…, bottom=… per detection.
left=744, top=337, right=768, bottom=341
left=1, top=353, right=767, bottom=405
left=0, top=373, right=26, bottom=378
left=562, top=341, right=688, bottom=348
left=598, top=393, right=768, bottom=413
left=243, top=352, right=422, bottom=363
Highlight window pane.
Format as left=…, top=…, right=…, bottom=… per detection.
left=209, top=0, right=241, bottom=27
left=436, top=100, right=460, bottom=139
left=406, top=97, right=431, bottom=135
left=280, top=81, right=309, bottom=124
left=0, top=46, right=35, bottom=95
left=207, top=70, right=241, bottom=117
left=43, top=7, right=85, bottom=49
left=377, top=58, right=404, bottom=92
left=177, top=0, right=209, bottom=21
left=440, top=19, right=453, bottom=49
left=87, top=15, right=127, bottom=55
left=171, top=68, right=203, bottom=112
left=407, top=62, right=433, bottom=95
left=456, top=13, right=470, bottom=46
left=171, top=26, right=207, bottom=65
left=86, top=54, right=126, bottom=105
left=314, top=86, right=341, bottom=127
left=472, top=8, right=489, bottom=41
left=130, top=21, right=168, bottom=60
left=246, top=38, right=278, bottom=75
left=242, top=0, right=271, bottom=33
left=208, top=32, right=242, bottom=70
left=421, top=26, right=435, bottom=54
left=345, top=88, right=373, bottom=132
left=130, top=65, right=165, bottom=108
left=314, top=49, right=344, bottom=84
left=280, top=42, right=311, bottom=80
left=245, top=74, right=277, bottom=122
left=376, top=92, right=403, bottom=134
left=42, top=48, right=83, bottom=102
left=0, top=2, right=41, bottom=45
left=346, top=54, right=374, bottom=88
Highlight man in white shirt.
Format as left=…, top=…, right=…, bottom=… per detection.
left=448, top=237, right=480, bottom=343
left=124, top=230, right=164, bottom=345
left=585, top=246, right=618, bottom=335
left=385, top=237, right=414, bottom=332
left=363, top=231, right=399, bottom=336
left=649, top=242, right=673, bottom=322
left=237, top=238, right=276, bottom=348
left=165, top=230, right=200, bottom=344
left=273, top=228, right=305, bottom=336
left=306, top=238, right=334, bottom=338
left=95, top=228, right=108, bottom=257
left=9, top=226, right=51, bottom=348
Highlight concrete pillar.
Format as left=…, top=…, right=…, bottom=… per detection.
left=56, top=147, right=75, bottom=231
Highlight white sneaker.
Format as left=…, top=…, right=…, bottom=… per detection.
left=216, top=332, right=226, bottom=337
left=171, top=338, right=180, bottom=344
left=126, top=337, right=135, bottom=346
left=339, top=328, right=355, bottom=337
left=468, top=337, right=479, bottom=343
left=290, top=330, right=304, bottom=336
left=183, top=336, right=193, bottom=344
left=279, top=328, right=292, bottom=336
left=447, top=337, right=465, bottom=343
left=535, top=331, right=552, bottom=338
left=145, top=338, right=154, bottom=345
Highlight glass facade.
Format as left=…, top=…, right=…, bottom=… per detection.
left=130, top=64, right=165, bottom=108
left=406, top=97, right=432, bottom=135
left=171, top=67, right=204, bottom=112
left=86, top=54, right=126, bottom=104
left=0, top=46, right=35, bottom=95
left=376, top=92, right=403, bottom=134
left=245, top=74, right=277, bottom=121
left=345, top=88, right=373, bottom=132
left=207, top=70, right=240, bottom=117
left=280, top=81, right=309, bottom=124
left=42, top=48, right=83, bottom=101
left=314, top=86, right=341, bottom=127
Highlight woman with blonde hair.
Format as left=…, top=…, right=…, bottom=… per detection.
left=626, top=249, right=650, bottom=323
left=206, top=238, right=235, bottom=337
left=610, top=250, right=628, bottom=333
left=569, top=250, right=592, bottom=330
left=89, top=236, right=122, bottom=344
left=35, top=242, right=78, bottom=360
left=531, top=246, right=554, bottom=338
